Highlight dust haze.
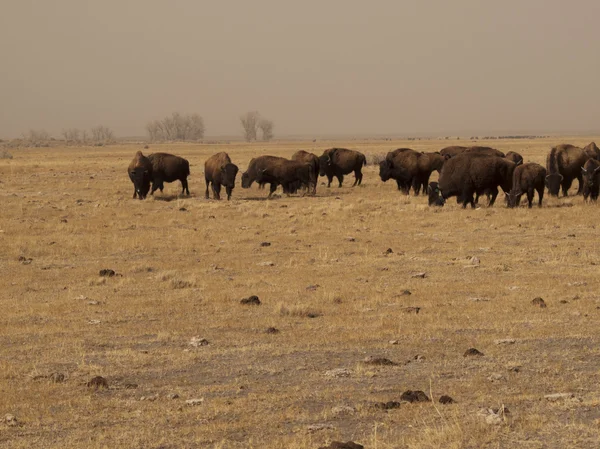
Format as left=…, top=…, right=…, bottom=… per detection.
left=1, top=0, right=600, bottom=138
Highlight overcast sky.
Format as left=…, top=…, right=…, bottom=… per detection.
left=1, top=0, right=599, bottom=138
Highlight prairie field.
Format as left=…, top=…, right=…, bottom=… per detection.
left=2, top=137, right=600, bottom=449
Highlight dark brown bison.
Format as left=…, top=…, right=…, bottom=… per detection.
left=291, top=150, right=319, bottom=194
left=241, top=155, right=288, bottom=193
left=545, top=144, right=589, bottom=197
left=465, top=146, right=506, bottom=158
left=428, top=182, right=445, bottom=206
left=584, top=142, right=600, bottom=160
left=379, top=148, right=419, bottom=194
left=318, top=148, right=366, bottom=187
left=147, top=153, right=190, bottom=196
left=505, top=151, right=524, bottom=165
left=204, top=152, right=239, bottom=200
left=127, top=151, right=153, bottom=199
left=242, top=156, right=313, bottom=198
left=418, top=151, right=445, bottom=193
left=429, top=153, right=517, bottom=208
left=439, top=146, right=467, bottom=159
left=581, top=158, right=600, bottom=201
left=507, top=163, right=546, bottom=208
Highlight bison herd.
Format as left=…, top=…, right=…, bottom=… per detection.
left=127, top=142, right=600, bottom=208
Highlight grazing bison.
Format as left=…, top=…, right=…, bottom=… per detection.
left=379, top=148, right=421, bottom=194
left=241, top=155, right=288, bottom=193
left=439, top=146, right=467, bottom=159
left=465, top=146, right=506, bottom=158
left=318, top=148, right=366, bottom=187
left=291, top=150, right=319, bottom=194
left=505, top=151, right=524, bottom=165
left=581, top=158, right=600, bottom=201
left=147, top=153, right=190, bottom=196
left=507, top=163, right=546, bottom=208
left=204, top=152, right=239, bottom=200
left=242, top=156, right=312, bottom=198
left=429, top=153, right=517, bottom=208
left=127, top=151, right=153, bottom=199
left=545, top=144, right=589, bottom=197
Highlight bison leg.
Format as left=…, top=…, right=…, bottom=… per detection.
left=326, top=175, right=333, bottom=188
left=337, top=174, right=343, bottom=187
left=526, top=188, right=534, bottom=208
left=411, top=178, right=421, bottom=196
left=226, top=186, right=233, bottom=200
left=537, top=187, right=544, bottom=207
left=267, top=183, right=278, bottom=198
left=205, top=179, right=210, bottom=199
left=150, top=179, right=162, bottom=195
left=488, top=187, right=499, bottom=206
left=354, top=169, right=363, bottom=186
left=576, top=174, right=584, bottom=195
left=562, top=178, right=573, bottom=197
left=181, top=178, right=190, bottom=196
left=212, top=182, right=221, bottom=200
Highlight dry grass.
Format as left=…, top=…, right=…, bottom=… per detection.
left=2, top=138, right=600, bottom=448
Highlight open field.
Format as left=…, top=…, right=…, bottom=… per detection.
left=2, top=137, right=600, bottom=448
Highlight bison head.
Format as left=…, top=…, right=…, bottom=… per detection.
left=506, top=190, right=521, bottom=208
left=318, top=154, right=332, bottom=176
left=378, top=160, right=393, bottom=182
left=129, top=168, right=151, bottom=199
left=581, top=164, right=600, bottom=188
left=428, top=182, right=445, bottom=206
left=241, top=170, right=252, bottom=188
left=545, top=173, right=563, bottom=196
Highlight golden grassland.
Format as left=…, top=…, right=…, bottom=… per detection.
left=2, top=137, right=600, bottom=449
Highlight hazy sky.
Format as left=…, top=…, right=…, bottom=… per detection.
left=2, top=0, right=600, bottom=138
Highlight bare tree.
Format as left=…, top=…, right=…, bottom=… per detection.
left=90, top=125, right=115, bottom=144
left=61, top=128, right=81, bottom=143
left=240, top=111, right=261, bottom=142
left=258, top=119, right=274, bottom=141
left=146, top=112, right=205, bottom=142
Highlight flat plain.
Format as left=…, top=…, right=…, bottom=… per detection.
left=2, top=137, right=600, bottom=449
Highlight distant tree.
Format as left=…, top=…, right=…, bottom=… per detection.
left=240, top=111, right=261, bottom=142
left=146, top=112, right=205, bottom=142
left=258, top=118, right=274, bottom=141
left=90, top=125, right=115, bottom=144
left=22, top=129, right=50, bottom=144
left=61, top=128, right=81, bottom=143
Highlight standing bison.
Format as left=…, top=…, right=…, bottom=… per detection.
left=291, top=150, right=319, bottom=194
left=204, top=152, right=239, bottom=200
left=127, top=151, right=153, bottom=199
left=429, top=153, right=517, bottom=208
left=148, top=153, right=190, bottom=196
left=581, top=158, right=600, bottom=201
left=318, top=148, right=366, bottom=187
left=507, top=163, right=546, bottom=208
left=242, top=156, right=313, bottom=198
left=545, top=144, right=589, bottom=197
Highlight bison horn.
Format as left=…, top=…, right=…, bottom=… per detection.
left=582, top=166, right=587, bottom=173
left=595, top=166, right=600, bottom=173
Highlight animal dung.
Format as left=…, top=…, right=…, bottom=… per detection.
left=374, top=401, right=401, bottom=410
left=400, top=390, right=430, bottom=403
left=362, top=356, right=397, bottom=366
left=86, top=376, right=108, bottom=389
left=439, top=395, right=455, bottom=404
left=98, top=269, right=116, bottom=277
left=531, top=297, right=547, bottom=308
left=260, top=241, right=271, bottom=247
left=318, top=442, right=364, bottom=449
left=464, top=347, right=484, bottom=357
left=240, top=295, right=261, bottom=305
left=188, top=336, right=209, bottom=347
left=402, top=306, right=421, bottom=314
left=264, top=327, right=279, bottom=334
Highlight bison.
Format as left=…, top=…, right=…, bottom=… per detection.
left=318, top=148, right=366, bottom=187
left=291, top=150, right=319, bottom=194
left=505, top=151, right=524, bottom=165
left=204, top=152, right=238, bottom=200
left=545, top=144, right=589, bottom=197
left=439, top=146, right=467, bottom=159
left=147, top=153, right=190, bottom=196
left=581, top=158, right=600, bottom=201
left=465, top=146, right=506, bottom=158
left=428, top=182, right=445, bottom=206
left=429, top=153, right=517, bottom=208
left=127, top=151, right=153, bottom=199
left=379, top=148, right=420, bottom=194
left=418, top=151, right=445, bottom=193
left=242, top=156, right=313, bottom=198
left=507, top=163, right=546, bottom=208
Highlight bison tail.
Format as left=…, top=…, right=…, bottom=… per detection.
left=361, top=155, right=367, bottom=166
